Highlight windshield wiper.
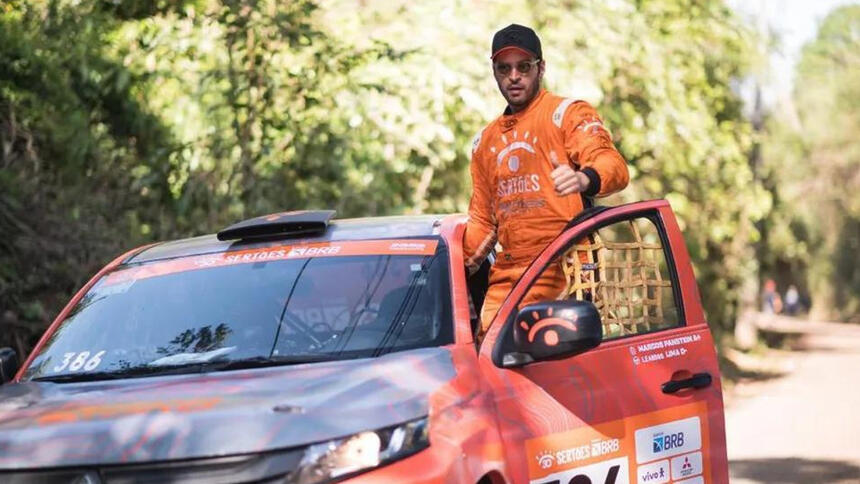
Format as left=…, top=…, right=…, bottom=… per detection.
left=28, top=355, right=339, bottom=383
left=30, top=365, right=189, bottom=383
left=212, top=354, right=341, bottom=370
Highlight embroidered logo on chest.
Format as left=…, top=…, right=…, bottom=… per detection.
left=492, top=129, right=544, bottom=198
left=491, top=129, right=541, bottom=173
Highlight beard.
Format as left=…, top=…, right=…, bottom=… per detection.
left=500, top=74, right=542, bottom=112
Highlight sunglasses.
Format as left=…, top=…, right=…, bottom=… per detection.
left=493, top=59, right=541, bottom=76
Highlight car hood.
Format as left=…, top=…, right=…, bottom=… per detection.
left=0, top=347, right=456, bottom=469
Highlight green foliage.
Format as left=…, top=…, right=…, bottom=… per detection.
left=1, top=0, right=769, bottom=357
left=324, top=0, right=764, bottom=331
left=530, top=0, right=764, bottom=331
left=0, top=0, right=179, bottom=357
left=762, top=5, right=860, bottom=321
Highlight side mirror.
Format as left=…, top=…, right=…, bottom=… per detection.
left=493, top=300, right=603, bottom=368
left=0, top=347, right=19, bottom=384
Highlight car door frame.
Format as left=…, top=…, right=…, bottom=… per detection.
left=477, top=199, right=728, bottom=484
left=479, top=199, right=706, bottom=350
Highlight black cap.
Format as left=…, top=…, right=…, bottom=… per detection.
left=491, top=24, right=542, bottom=60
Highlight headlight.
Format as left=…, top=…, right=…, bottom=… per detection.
left=288, top=417, right=429, bottom=484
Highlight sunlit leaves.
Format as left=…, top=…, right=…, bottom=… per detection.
left=763, top=5, right=860, bottom=319
left=1, top=0, right=778, bottom=355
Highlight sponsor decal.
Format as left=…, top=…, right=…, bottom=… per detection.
left=532, top=456, right=628, bottom=484
left=576, top=115, right=610, bottom=136
left=537, top=451, right=555, bottom=470
left=224, top=248, right=288, bottom=263
left=497, top=198, right=547, bottom=216
left=526, top=402, right=711, bottom=483
left=287, top=246, right=341, bottom=258
left=671, top=451, right=703, bottom=480
left=637, top=459, right=669, bottom=484
left=652, top=431, right=685, bottom=454
left=674, top=477, right=705, bottom=484
left=526, top=423, right=626, bottom=477
left=591, top=437, right=622, bottom=459
left=101, top=239, right=438, bottom=286
left=635, top=417, right=702, bottom=464
left=496, top=140, right=536, bottom=166
left=194, top=255, right=220, bottom=267
left=518, top=307, right=580, bottom=346
left=497, top=174, right=541, bottom=197
left=494, top=129, right=539, bottom=169
left=388, top=241, right=429, bottom=252
left=471, top=129, right=484, bottom=154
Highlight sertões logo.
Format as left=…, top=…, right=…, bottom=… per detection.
left=519, top=307, right=578, bottom=347
left=536, top=450, right=555, bottom=470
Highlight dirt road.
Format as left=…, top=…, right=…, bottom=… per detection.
left=725, top=318, right=860, bottom=483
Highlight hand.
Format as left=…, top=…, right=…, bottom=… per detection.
left=550, top=153, right=590, bottom=196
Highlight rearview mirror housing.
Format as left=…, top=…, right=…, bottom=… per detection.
left=0, top=347, right=19, bottom=384
left=493, top=300, right=603, bottom=368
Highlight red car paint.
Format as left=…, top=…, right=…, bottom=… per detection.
left=7, top=200, right=728, bottom=483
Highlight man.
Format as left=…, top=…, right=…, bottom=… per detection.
left=465, top=24, right=629, bottom=335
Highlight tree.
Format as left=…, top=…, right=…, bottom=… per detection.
left=1, top=0, right=765, bottom=358
left=323, top=0, right=763, bottom=334
left=0, top=0, right=178, bottom=356
left=762, top=5, right=860, bottom=321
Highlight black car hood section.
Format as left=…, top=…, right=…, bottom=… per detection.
left=0, top=347, right=456, bottom=469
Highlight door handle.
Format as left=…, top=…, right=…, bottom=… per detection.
left=661, top=372, right=712, bottom=394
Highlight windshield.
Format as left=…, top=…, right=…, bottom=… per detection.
left=22, top=238, right=452, bottom=381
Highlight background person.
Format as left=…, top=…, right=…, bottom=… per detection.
left=761, top=278, right=783, bottom=314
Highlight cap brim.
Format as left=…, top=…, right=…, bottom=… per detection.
left=491, top=46, right=535, bottom=60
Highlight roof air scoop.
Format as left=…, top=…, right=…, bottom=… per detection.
left=217, top=210, right=336, bottom=241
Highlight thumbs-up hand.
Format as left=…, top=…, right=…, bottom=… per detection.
left=549, top=151, right=590, bottom=196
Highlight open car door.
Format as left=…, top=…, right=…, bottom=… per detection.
left=478, top=199, right=728, bottom=484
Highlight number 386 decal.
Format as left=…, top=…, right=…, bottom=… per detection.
left=52, top=350, right=106, bottom=373
left=536, top=458, right=627, bottom=484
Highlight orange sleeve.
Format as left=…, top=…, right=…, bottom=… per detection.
left=463, top=131, right=497, bottom=275
left=562, top=101, right=629, bottom=197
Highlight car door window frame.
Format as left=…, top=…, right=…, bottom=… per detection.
left=487, top=203, right=690, bottom=363
left=556, top=211, right=688, bottom=342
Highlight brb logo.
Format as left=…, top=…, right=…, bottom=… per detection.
left=652, top=431, right=685, bottom=454
left=635, top=416, right=701, bottom=464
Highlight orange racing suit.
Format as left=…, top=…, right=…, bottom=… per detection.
left=464, top=89, right=629, bottom=334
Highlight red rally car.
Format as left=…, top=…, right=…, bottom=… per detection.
left=0, top=199, right=728, bottom=483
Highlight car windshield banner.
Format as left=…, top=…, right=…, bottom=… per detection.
left=102, top=239, right=439, bottom=286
